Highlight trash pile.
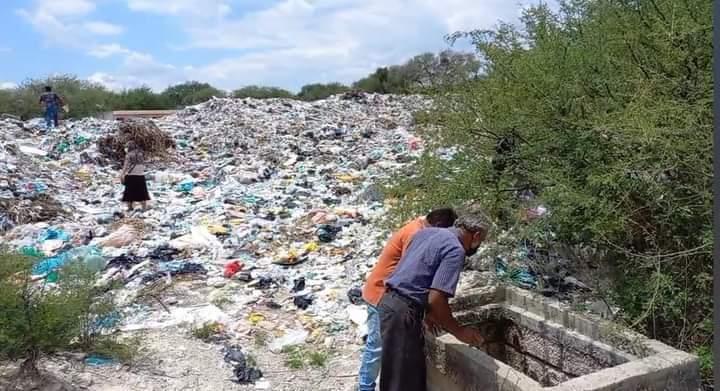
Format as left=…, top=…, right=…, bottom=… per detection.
left=0, top=93, right=431, bottom=387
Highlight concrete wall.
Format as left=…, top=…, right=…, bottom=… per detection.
left=427, top=286, right=701, bottom=391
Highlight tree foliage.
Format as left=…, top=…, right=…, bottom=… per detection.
left=0, top=251, right=129, bottom=376
left=161, top=81, right=226, bottom=108
left=232, top=85, right=294, bottom=99
left=0, top=75, right=115, bottom=120
left=388, top=0, right=712, bottom=382
left=296, top=83, right=350, bottom=101
left=354, top=50, right=480, bottom=93
left=113, top=86, right=169, bottom=110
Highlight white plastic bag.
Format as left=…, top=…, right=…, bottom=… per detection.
left=269, top=329, right=309, bottom=353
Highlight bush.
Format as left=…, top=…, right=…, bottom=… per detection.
left=0, top=251, right=133, bottom=376
left=0, top=75, right=115, bottom=120
left=354, top=51, right=480, bottom=94
left=232, top=85, right=295, bottom=99
left=161, top=81, right=226, bottom=108
left=281, top=345, right=328, bottom=369
left=296, top=83, right=349, bottom=101
left=388, top=0, right=712, bottom=383
left=113, top=86, right=170, bottom=110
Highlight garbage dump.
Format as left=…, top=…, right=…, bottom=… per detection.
left=0, top=93, right=441, bottom=389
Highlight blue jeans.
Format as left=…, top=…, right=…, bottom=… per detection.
left=359, top=304, right=382, bottom=391
left=45, top=106, right=58, bottom=128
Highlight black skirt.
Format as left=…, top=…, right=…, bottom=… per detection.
left=122, top=175, right=150, bottom=202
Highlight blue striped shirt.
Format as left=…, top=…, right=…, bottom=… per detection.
left=384, top=227, right=465, bottom=306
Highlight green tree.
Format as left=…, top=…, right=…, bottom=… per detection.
left=232, top=85, right=295, bottom=99
left=354, top=51, right=480, bottom=94
left=113, top=86, right=170, bottom=110
left=0, top=252, right=130, bottom=380
left=296, top=83, right=349, bottom=101
left=161, top=81, right=226, bottom=108
left=0, top=75, right=115, bottom=119
left=390, top=0, right=712, bottom=384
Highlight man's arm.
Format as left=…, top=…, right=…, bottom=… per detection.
left=426, top=245, right=484, bottom=346
left=427, top=289, right=463, bottom=335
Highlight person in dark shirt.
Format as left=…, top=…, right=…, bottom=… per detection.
left=378, top=204, right=491, bottom=391
left=39, top=86, right=64, bottom=129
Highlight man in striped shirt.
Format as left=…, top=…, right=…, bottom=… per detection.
left=357, top=208, right=457, bottom=391
left=378, top=205, right=491, bottom=391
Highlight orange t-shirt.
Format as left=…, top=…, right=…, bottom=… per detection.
left=361, top=217, right=427, bottom=306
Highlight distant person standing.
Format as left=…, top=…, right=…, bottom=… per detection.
left=39, top=86, right=64, bottom=129
left=120, top=141, right=150, bottom=212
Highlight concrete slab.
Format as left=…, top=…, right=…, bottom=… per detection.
left=427, top=286, right=701, bottom=391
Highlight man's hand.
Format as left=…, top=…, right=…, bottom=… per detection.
left=453, top=326, right=484, bottom=347
left=424, top=315, right=442, bottom=336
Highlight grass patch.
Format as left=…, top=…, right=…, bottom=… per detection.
left=190, top=322, right=224, bottom=342
left=89, top=335, right=142, bottom=364
left=253, top=330, right=269, bottom=347
left=282, top=345, right=329, bottom=369
left=211, top=295, right=233, bottom=308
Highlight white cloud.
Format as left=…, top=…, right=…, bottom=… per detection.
left=88, top=43, right=133, bottom=58
left=93, top=0, right=553, bottom=91
left=41, top=0, right=95, bottom=16
left=18, top=0, right=124, bottom=49
left=0, top=82, right=18, bottom=90
left=89, top=51, right=181, bottom=91
left=127, top=0, right=231, bottom=18
left=83, top=21, right=125, bottom=35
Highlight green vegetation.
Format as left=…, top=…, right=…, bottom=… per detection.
left=0, top=49, right=477, bottom=118
left=281, top=345, right=328, bottom=369
left=232, top=85, right=294, bottom=99
left=161, top=81, right=226, bottom=108
left=296, top=83, right=350, bottom=101
left=386, top=0, right=712, bottom=386
left=190, top=322, right=224, bottom=342
left=354, top=50, right=480, bottom=94
left=0, top=251, right=136, bottom=377
left=253, top=330, right=269, bottom=347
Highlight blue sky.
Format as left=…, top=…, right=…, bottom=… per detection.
left=0, top=0, right=553, bottom=92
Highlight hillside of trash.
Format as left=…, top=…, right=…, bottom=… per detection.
left=0, top=93, right=437, bottom=390
left=0, top=92, right=602, bottom=391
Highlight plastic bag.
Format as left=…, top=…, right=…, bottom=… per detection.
left=97, top=225, right=138, bottom=248
left=169, top=226, right=222, bottom=250
left=269, top=329, right=309, bottom=353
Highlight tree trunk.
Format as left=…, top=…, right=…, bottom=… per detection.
left=18, top=352, right=40, bottom=377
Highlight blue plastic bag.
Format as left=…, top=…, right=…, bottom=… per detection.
left=84, top=354, right=116, bottom=366
left=177, top=180, right=195, bottom=193
left=38, top=227, right=71, bottom=242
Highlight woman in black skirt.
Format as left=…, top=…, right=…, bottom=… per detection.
left=120, top=140, right=150, bottom=211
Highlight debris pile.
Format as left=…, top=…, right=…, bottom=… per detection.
left=0, top=93, right=433, bottom=389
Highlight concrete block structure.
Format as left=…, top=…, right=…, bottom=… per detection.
left=426, top=285, right=700, bottom=391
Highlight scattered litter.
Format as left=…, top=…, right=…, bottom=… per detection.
left=223, top=345, right=263, bottom=384
left=84, top=354, right=116, bottom=366
left=347, top=287, right=363, bottom=305
left=224, top=260, right=244, bottom=278
left=292, top=277, right=306, bottom=292
left=293, top=293, right=314, bottom=310
left=269, top=329, right=309, bottom=353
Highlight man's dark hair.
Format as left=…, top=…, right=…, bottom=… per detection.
left=425, top=208, right=458, bottom=228
left=44, top=86, right=52, bottom=92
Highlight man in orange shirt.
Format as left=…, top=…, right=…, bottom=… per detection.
left=357, top=208, right=457, bottom=391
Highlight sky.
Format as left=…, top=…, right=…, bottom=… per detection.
left=0, top=0, right=555, bottom=92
